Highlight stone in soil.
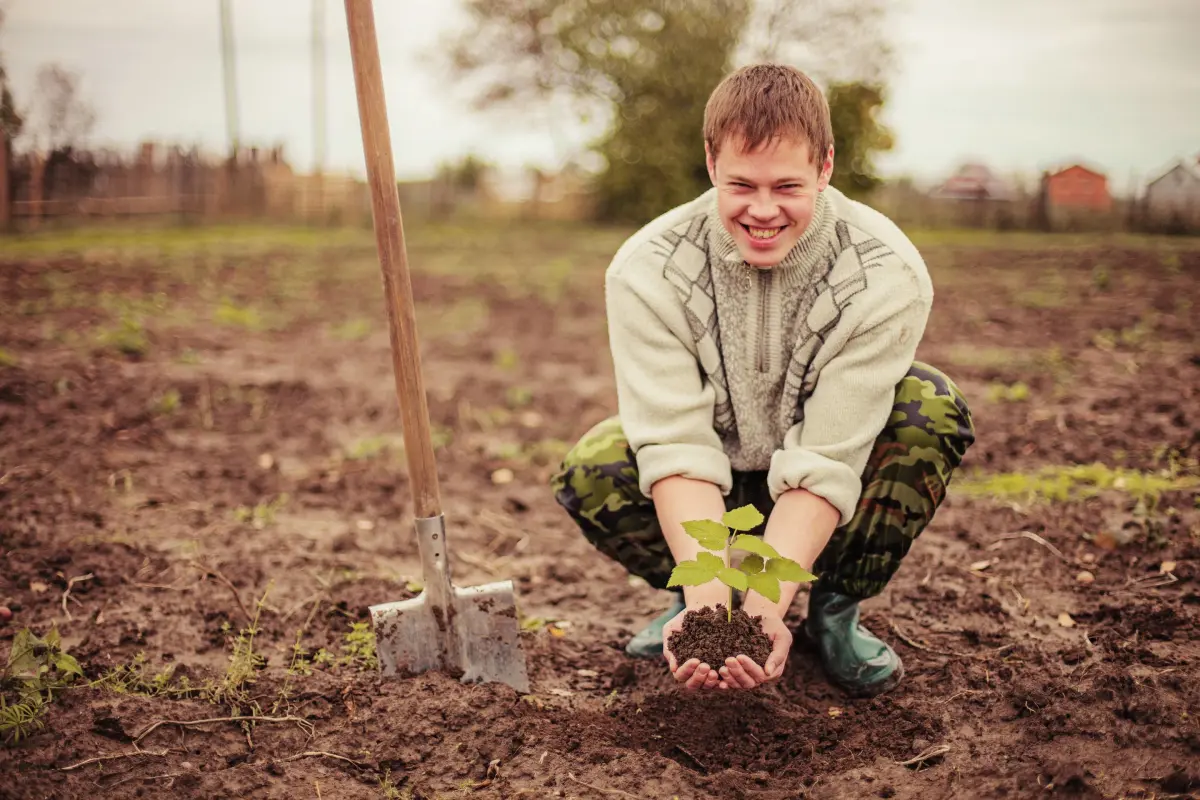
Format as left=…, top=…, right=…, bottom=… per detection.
left=667, top=604, right=771, bottom=668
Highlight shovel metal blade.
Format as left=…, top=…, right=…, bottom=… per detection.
left=370, top=579, right=530, bottom=694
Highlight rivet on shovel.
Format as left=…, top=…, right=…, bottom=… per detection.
left=344, top=0, right=530, bottom=694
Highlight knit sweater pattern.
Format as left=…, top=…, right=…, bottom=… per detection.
left=604, top=186, right=933, bottom=525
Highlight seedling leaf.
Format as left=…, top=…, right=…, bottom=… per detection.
left=53, top=653, right=82, bottom=678
left=6, top=630, right=39, bottom=678
left=739, top=554, right=765, bottom=575
left=680, top=519, right=729, bottom=550
left=667, top=552, right=723, bottom=587
left=716, top=567, right=748, bottom=592
left=766, top=558, right=818, bottom=583
left=722, top=505, right=765, bottom=532
left=746, top=572, right=782, bottom=604
left=731, top=535, right=782, bottom=560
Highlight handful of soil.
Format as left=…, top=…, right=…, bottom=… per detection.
left=666, top=604, right=771, bottom=668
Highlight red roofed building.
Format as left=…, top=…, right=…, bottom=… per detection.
left=931, top=162, right=1017, bottom=201
left=1042, top=164, right=1111, bottom=211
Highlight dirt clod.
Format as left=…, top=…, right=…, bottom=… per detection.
left=666, top=605, right=771, bottom=668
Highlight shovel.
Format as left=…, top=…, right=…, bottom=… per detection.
left=343, top=0, right=530, bottom=694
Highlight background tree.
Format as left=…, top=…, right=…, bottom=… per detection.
left=443, top=0, right=895, bottom=223
left=827, top=81, right=894, bottom=200
left=22, top=64, right=96, bottom=153
left=0, top=7, right=22, bottom=141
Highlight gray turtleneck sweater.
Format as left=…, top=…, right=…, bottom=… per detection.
left=604, top=185, right=933, bottom=525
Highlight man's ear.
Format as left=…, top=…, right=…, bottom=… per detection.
left=818, top=144, right=834, bottom=191
left=705, top=142, right=717, bottom=185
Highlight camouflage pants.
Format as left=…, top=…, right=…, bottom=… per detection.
left=550, top=362, right=975, bottom=599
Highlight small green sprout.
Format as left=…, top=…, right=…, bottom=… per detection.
left=667, top=504, right=817, bottom=621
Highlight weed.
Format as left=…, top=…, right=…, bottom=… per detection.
left=494, top=347, right=519, bottom=371
left=954, top=463, right=1199, bottom=507
left=96, top=652, right=199, bottom=699
left=152, top=388, right=182, bottom=415
left=1092, top=315, right=1157, bottom=352
left=214, top=299, right=264, bottom=330
left=1015, top=274, right=1068, bottom=309
left=0, top=348, right=17, bottom=368
left=339, top=622, right=378, bottom=671
left=986, top=381, right=1030, bottom=403
left=379, top=769, right=410, bottom=799
left=273, top=599, right=325, bottom=714
left=342, top=428, right=451, bottom=461
left=331, top=317, right=372, bottom=341
left=1, top=628, right=82, bottom=744
left=668, top=505, right=816, bottom=621
left=96, top=315, right=149, bottom=356
left=209, top=586, right=272, bottom=712
left=1091, top=263, right=1111, bottom=291
left=233, top=494, right=288, bottom=529
left=506, top=386, right=533, bottom=408
left=343, top=434, right=405, bottom=461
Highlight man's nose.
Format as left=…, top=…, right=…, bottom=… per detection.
left=747, top=190, right=778, bottom=221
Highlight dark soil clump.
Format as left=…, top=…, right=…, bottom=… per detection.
left=667, top=604, right=771, bottom=668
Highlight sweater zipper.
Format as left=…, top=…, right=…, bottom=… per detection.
left=757, top=270, right=769, bottom=373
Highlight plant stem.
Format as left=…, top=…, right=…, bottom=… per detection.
left=726, top=539, right=732, bottom=622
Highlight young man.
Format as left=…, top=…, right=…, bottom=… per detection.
left=551, top=64, right=975, bottom=696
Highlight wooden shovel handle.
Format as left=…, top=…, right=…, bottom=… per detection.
left=344, top=0, right=441, bottom=518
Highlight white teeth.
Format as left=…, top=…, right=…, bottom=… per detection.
left=748, top=227, right=781, bottom=240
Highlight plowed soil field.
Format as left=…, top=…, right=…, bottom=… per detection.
left=2, top=223, right=1198, bottom=799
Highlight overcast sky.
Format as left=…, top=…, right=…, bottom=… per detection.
left=4, top=0, right=1199, bottom=189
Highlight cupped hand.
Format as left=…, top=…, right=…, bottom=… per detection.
left=717, top=611, right=792, bottom=690
left=663, top=605, right=721, bottom=691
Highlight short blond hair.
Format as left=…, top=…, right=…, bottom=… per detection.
left=703, top=63, right=832, bottom=164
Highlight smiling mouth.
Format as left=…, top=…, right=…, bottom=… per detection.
left=741, top=223, right=785, bottom=241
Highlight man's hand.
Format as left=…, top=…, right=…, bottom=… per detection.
left=663, top=604, right=721, bottom=690
left=717, top=610, right=792, bottom=690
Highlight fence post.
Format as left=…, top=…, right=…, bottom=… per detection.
left=0, top=133, right=9, bottom=232
left=29, top=151, right=45, bottom=231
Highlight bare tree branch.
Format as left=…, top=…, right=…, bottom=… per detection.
left=22, top=64, right=96, bottom=152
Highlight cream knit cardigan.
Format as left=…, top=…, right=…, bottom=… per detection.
left=604, top=185, right=933, bottom=525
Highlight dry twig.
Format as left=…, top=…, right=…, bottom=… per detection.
left=282, top=751, right=366, bottom=768
left=187, top=561, right=252, bottom=625
left=102, top=771, right=184, bottom=789
left=888, top=619, right=1014, bottom=662
left=61, top=573, right=94, bottom=621
left=454, top=549, right=504, bottom=576
left=897, top=744, right=951, bottom=767
left=133, top=714, right=314, bottom=743
left=567, top=773, right=640, bottom=799
left=1115, top=573, right=1178, bottom=594
left=988, top=531, right=1069, bottom=563
left=61, top=747, right=169, bottom=771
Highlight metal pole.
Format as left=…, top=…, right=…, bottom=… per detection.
left=312, top=0, right=326, bottom=220
left=219, top=0, right=240, bottom=160
left=313, top=0, right=326, bottom=174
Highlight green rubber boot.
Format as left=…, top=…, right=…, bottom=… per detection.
left=625, top=592, right=686, bottom=659
left=803, top=589, right=904, bottom=697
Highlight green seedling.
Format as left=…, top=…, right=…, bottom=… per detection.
left=1, top=628, right=82, bottom=743
left=667, top=504, right=817, bottom=621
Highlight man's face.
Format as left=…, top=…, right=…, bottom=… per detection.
left=706, top=135, right=833, bottom=268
